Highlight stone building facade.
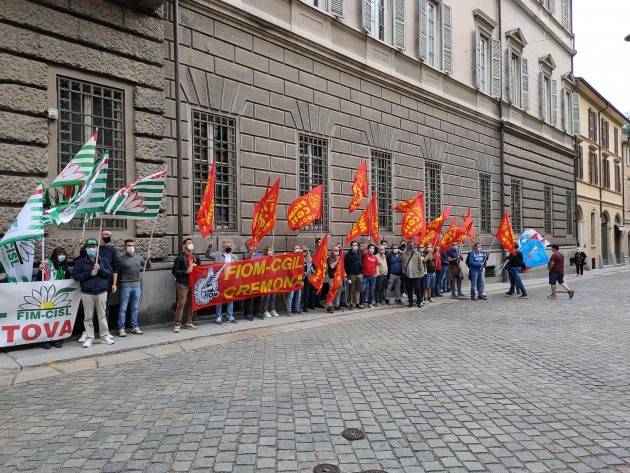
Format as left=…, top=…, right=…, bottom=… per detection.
left=0, top=0, right=578, bottom=324
left=574, top=78, right=629, bottom=269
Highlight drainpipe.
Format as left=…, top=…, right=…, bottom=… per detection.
left=597, top=103, right=609, bottom=264
left=173, top=0, right=184, bottom=248
left=497, top=0, right=507, bottom=282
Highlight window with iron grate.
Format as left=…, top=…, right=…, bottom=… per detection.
left=299, top=135, right=329, bottom=232
left=425, top=161, right=442, bottom=221
left=479, top=173, right=491, bottom=234
left=370, top=150, right=393, bottom=232
left=510, top=179, right=522, bottom=233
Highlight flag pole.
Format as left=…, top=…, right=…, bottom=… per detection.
left=143, top=216, right=158, bottom=273
left=95, top=217, right=104, bottom=261
left=81, top=215, right=87, bottom=240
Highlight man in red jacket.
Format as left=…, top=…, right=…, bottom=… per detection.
left=361, top=243, right=378, bottom=308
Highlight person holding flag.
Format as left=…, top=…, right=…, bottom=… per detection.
left=402, top=241, right=425, bottom=308
left=209, top=240, right=238, bottom=324
left=386, top=244, right=403, bottom=304
left=172, top=238, right=201, bottom=332
left=445, top=244, right=464, bottom=298
left=344, top=241, right=363, bottom=309
left=326, top=244, right=343, bottom=313
left=505, top=243, right=528, bottom=298
left=466, top=242, right=488, bottom=300
left=260, top=246, right=279, bottom=318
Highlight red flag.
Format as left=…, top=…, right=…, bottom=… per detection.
left=348, top=161, right=368, bottom=212
left=287, top=184, right=323, bottom=231
left=440, top=217, right=465, bottom=251
left=496, top=212, right=516, bottom=255
left=326, top=248, right=346, bottom=305
left=345, top=202, right=371, bottom=243
left=460, top=209, right=475, bottom=243
left=395, top=192, right=424, bottom=214
left=307, top=234, right=329, bottom=294
left=368, top=196, right=379, bottom=243
left=248, top=179, right=280, bottom=249
left=401, top=194, right=426, bottom=240
left=195, top=162, right=216, bottom=238
left=419, top=205, right=451, bottom=246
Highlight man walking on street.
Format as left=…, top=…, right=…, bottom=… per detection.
left=73, top=238, right=115, bottom=348
left=466, top=242, right=488, bottom=300
left=548, top=244, right=575, bottom=299
left=506, top=243, right=528, bottom=299
left=574, top=247, right=587, bottom=276
left=117, top=239, right=151, bottom=337
left=172, top=238, right=201, bottom=332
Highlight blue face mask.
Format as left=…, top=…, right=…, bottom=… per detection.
left=86, top=248, right=97, bottom=258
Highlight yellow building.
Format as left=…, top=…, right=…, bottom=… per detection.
left=575, top=78, right=629, bottom=268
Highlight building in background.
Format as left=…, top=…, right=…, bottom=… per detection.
left=0, top=0, right=578, bottom=324
left=574, top=78, right=629, bottom=269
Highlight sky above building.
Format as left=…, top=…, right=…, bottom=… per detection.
left=573, top=0, right=630, bottom=116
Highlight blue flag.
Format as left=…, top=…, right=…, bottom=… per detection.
left=521, top=238, right=549, bottom=268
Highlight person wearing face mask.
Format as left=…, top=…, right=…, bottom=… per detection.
left=344, top=240, right=363, bottom=309
left=73, top=238, right=115, bottom=348
left=432, top=245, right=443, bottom=297
left=423, top=245, right=436, bottom=303
left=286, top=245, right=304, bottom=315
left=386, top=245, right=403, bottom=304
left=116, top=239, right=151, bottom=337
left=242, top=242, right=263, bottom=321
left=172, top=238, right=201, bottom=332
left=402, top=241, right=425, bottom=308
left=326, top=245, right=343, bottom=313
left=375, top=245, right=388, bottom=306
left=37, top=246, right=70, bottom=349
left=260, top=247, right=279, bottom=318
left=361, top=244, right=378, bottom=308
left=209, top=240, right=239, bottom=324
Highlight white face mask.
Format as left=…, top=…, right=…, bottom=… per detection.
left=57, top=255, right=66, bottom=263
left=392, top=248, right=399, bottom=254
left=186, top=244, right=194, bottom=252
left=126, top=247, right=135, bottom=255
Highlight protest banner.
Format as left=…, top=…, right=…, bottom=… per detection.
left=0, top=280, right=82, bottom=347
left=191, top=252, right=305, bottom=310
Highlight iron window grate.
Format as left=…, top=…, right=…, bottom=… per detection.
left=479, top=173, right=491, bottom=234
left=511, top=178, right=522, bottom=233
left=425, top=161, right=442, bottom=221
left=299, top=135, right=328, bottom=232
left=370, top=150, right=393, bottom=232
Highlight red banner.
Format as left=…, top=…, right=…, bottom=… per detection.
left=401, top=194, right=425, bottom=240
left=326, top=248, right=346, bottom=305
left=460, top=208, right=475, bottom=243
left=191, top=253, right=305, bottom=310
left=419, top=205, right=451, bottom=247
left=307, top=234, right=329, bottom=293
left=248, top=179, right=280, bottom=249
left=395, top=192, right=424, bottom=214
left=345, top=202, right=370, bottom=243
left=348, top=161, right=368, bottom=212
left=196, top=162, right=216, bottom=237
left=287, top=184, right=323, bottom=231
left=368, top=196, right=379, bottom=243
left=440, top=217, right=464, bottom=251
left=496, top=212, right=516, bottom=255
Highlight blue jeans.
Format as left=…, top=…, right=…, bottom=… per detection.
left=439, top=267, right=449, bottom=292
left=118, top=286, right=141, bottom=329
left=510, top=267, right=527, bottom=296
left=469, top=268, right=484, bottom=297
left=215, top=302, right=234, bottom=321
left=287, top=289, right=301, bottom=313
left=361, top=275, right=376, bottom=305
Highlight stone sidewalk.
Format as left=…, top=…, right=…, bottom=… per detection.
left=1, top=265, right=626, bottom=386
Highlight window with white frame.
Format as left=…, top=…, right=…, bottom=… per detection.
left=305, top=0, right=345, bottom=17
left=362, top=0, right=404, bottom=49
left=543, top=75, right=552, bottom=123
left=509, top=52, right=522, bottom=107
left=427, top=1, right=438, bottom=67
left=420, top=0, right=452, bottom=74
left=371, top=0, right=385, bottom=41
left=478, top=34, right=489, bottom=94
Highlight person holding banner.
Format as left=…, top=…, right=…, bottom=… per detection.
left=116, top=239, right=151, bottom=337
left=172, top=237, right=201, bottom=332
left=36, top=246, right=71, bottom=349
left=260, top=246, right=279, bottom=318
left=423, top=245, right=437, bottom=303
left=209, top=240, right=238, bottom=324
left=326, top=244, right=343, bottom=313
left=72, top=238, right=115, bottom=348
left=286, top=245, right=304, bottom=315
left=466, top=242, right=488, bottom=300
left=506, top=243, right=528, bottom=298
left=302, top=246, right=317, bottom=313
left=242, top=243, right=262, bottom=321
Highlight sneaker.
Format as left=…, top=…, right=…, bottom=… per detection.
left=368, top=304, right=374, bottom=308
left=271, top=310, right=279, bottom=317
left=82, top=337, right=93, bottom=348
left=229, top=318, right=237, bottom=324
left=295, top=310, right=303, bottom=315
left=568, top=290, right=575, bottom=299
left=78, top=331, right=87, bottom=343
left=519, top=295, right=528, bottom=299
left=471, top=296, right=477, bottom=300
left=395, top=299, right=403, bottom=305
left=118, top=328, right=126, bottom=337
left=131, top=327, right=143, bottom=335
left=457, top=292, right=465, bottom=297
left=184, top=322, right=197, bottom=329
left=547, top=295, right=556, bottom=299
left=43, top=341, right=52, bottom=349
left=244, top=314, right=254, bottom=321
left=264, top=311, right=272, bottom=318
left=215, top=318, right=222, bottom=325
left=52, top=340, right=63, bottom=348
left=358, top=305, right=364, bottom=309
left=420, top=301, right=426, bottom=307
left=480, top=295, right=487, bottom=300
left=327, top=307, right=334, bottom=313
left=451, top=294, right=458, bottom=298
left=102, top=334, right=115, bottom=345
left=505, top=292, right=514, bottom=296
left=174, top=324, right=181, bottom=333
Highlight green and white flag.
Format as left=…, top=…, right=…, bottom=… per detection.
left=104, top=170, right=167, bottom=220
left=0, top=240, right=36, bottom=283
left=0, top=185, right=45, bottom=247
left=46, top=152, right=110, bottom=225
left=46, top=129, right=98, bottom=206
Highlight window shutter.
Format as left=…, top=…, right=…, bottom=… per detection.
left=539, top=72, right=545, bottom=120
left=561, top=0, right=569, bottom=28
left=521, top=57, right=529, bottom=110
left=551, top=79, right=558, bottom=125
left=506, top=46, right=513, bottom=102
left=491, top=39, right=501, bottom=99
left=441, top=4, right=453, bottom=74
left=362, top=0, right=373, bottom=34
left=329, top=0, right=345, bottom=18
left=419, top=0, right=428, bottom=61
left=560, top=91, right=566, bottom=131
left=549, top=0, right=556, bottom=13
left=392, top=0, right=406, bottom=50
left=572, top=93, right=580, bottom=135
left=475, top=28, right=481, bottom=90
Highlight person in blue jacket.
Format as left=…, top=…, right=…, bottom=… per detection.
left=466, top=242, right=488, bottom=300
left=73, top=238, right=115, bottom=348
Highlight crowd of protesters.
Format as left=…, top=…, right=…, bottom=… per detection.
left=3, top=231, right=578, bottom=350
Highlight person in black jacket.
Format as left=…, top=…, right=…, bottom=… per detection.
left=344, top=240, right=363, bottom=309
left=505, top=244, right=528, bottom=298
left=574, top=247, right=587, bottom=276
left=172, top=238, right=201, bottom=333
left=72, top=238, right=115, bottom=348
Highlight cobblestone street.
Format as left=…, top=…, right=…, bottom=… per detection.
left=1, top=272, right=629, bottom=473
